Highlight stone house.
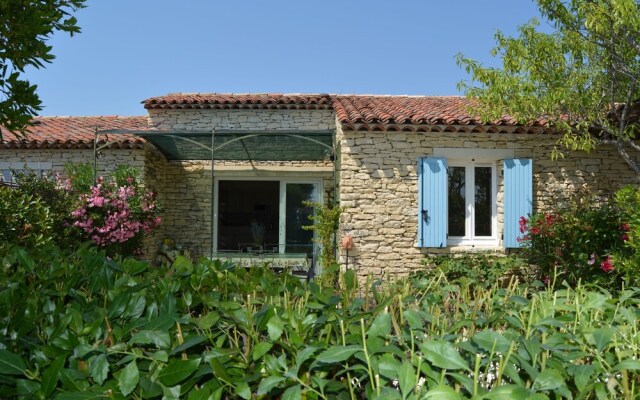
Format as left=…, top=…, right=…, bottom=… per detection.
left=1, top=93, right=637, bottom=278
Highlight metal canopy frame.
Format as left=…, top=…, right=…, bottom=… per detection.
left=93, top=128, right=338, bottom=259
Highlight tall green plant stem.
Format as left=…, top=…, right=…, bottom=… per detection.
left=359, top=318, right=378, bottom=396
left=340, top=319, right=356, bottom=400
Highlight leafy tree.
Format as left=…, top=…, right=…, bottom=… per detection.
left=457, top=0, right=640, bottom=175
left=0, top=0, right=85, bottom=138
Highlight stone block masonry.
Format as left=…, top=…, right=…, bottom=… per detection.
left=0, top=148, right=146, bottom=175
left=148, top=109, right=336, bottom=132
left=337, top=125, right=640, bottom=281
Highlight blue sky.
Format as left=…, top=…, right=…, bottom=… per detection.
left=28, top=1, right=545, bottom=116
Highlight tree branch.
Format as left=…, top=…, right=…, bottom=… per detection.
left=619, top=84, right=636, bottom=135
left=615, top=139, right=640, bottom=175
left=628, top=34, right=640, bottom=54
left=629, top=140, right=640, bottom=152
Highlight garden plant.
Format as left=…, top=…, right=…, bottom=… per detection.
left=1, top=245, right=640, bottom=399
left=2, top=167, right=640, bottom=399
left=0, top=164, right=161, bottom=257
left=518, top=187, right=639, bottom=291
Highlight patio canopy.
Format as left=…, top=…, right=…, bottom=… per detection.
left=98, top=129, right=334, bottom=161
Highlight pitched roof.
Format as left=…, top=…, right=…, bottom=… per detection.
left=144, top=93, right=550, bottom=133
left=0, top=116, right=149, bottom=149
left=0, top=94, right=551, bottom=149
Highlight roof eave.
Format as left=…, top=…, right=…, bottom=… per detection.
left=339, top=122, right=555, bottom=134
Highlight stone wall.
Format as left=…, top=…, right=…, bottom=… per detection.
left=148, top=109, right=335, bottom=131
left=0, top=148, right=146, bottom=175
left=337, top=126, right=640, bottom=280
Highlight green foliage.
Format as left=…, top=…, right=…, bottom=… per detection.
left=519, top=191, right=628, bottom=289
left=423, top=254, right=532, bottom=289
left=63, top=162, right=93, bottom=193
left=0, top=171, right=76, bottom=251
left=614, top=185, right=640, bottom=286
left=302, top=201, right=341, bottom=287
left=12, top=171, right=76, bottom=242
left=457, top=0, right=640, bottom=174
left=0, top=0, right=85, bottom=136
left=0, top=164, right=160, bottom=257
left=2, top=244, right=640, bottom=398
left=110, top=164, right=142, bottom=187
left=0, top=185, right=52, bottom=251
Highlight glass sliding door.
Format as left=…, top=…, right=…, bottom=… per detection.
left=283, top=183, right=316, bottom=256
left=216, top=179, right=321, bottom=257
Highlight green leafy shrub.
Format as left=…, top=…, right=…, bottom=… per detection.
left=519, top=192, right=627, bottom=288
left=1, top=245, right=640, bottom=399
left=422, top=254, right=532, bottom=289
left=614, top=185, right=640, bottom=286
left=0, top=171, right=77, bottom=251
left=0, top=185, right=53, bottom=251
left=63, top=162, right=94, bottom=193
left=14, top=171, right=77, bottom=243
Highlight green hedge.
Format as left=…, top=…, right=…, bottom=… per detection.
left=1, top=246, right=640, bottom=399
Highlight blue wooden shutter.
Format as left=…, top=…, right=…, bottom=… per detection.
left=418, top=157, right=447, bottom=247
left=503, top=158, right=533, bottom=248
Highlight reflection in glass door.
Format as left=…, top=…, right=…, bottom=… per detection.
left=284, top=183, right=316, bottom=256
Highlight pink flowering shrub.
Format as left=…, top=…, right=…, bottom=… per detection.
left=69, top=165, right=161, bottom=257
left=518, top=192, right=628, bottom=289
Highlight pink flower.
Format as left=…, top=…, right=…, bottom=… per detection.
left=621, top=233, right=629, bottom=241
left=544, top=213, right=555, bottom=226
left=68, top=173, right=161, bottom=253
left=587, top=254, right=596, bottom=265
left=600, top=256, right=614, bottom=273
left=519, top=216, right=528, bottom=234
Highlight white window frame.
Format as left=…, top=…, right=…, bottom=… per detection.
left=446, top=160, right=498, bottom=247
left=432, top=148, right=514, bottom=248
left=212, top=176, right=323, bottom=254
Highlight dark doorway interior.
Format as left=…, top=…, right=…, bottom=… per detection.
left=217, top=180, right=279, bottom=251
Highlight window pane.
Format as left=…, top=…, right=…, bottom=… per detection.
left=285, top=183, right=316, bottom=256
left=474, top=167, right=492, bottom=236
left=447, top=167, right=466, bottom=237
left=217, top=180, right=279, bottom=251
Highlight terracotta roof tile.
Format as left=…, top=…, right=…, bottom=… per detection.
left=332, top=95, right=517, bottom=126
left=0, top=116, right=149, bottom=149
left=144, top=93, right=546, bottom=130
left=2, top=94, right=549, bottom=148
left=144, top=93, right=333, bottom=110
